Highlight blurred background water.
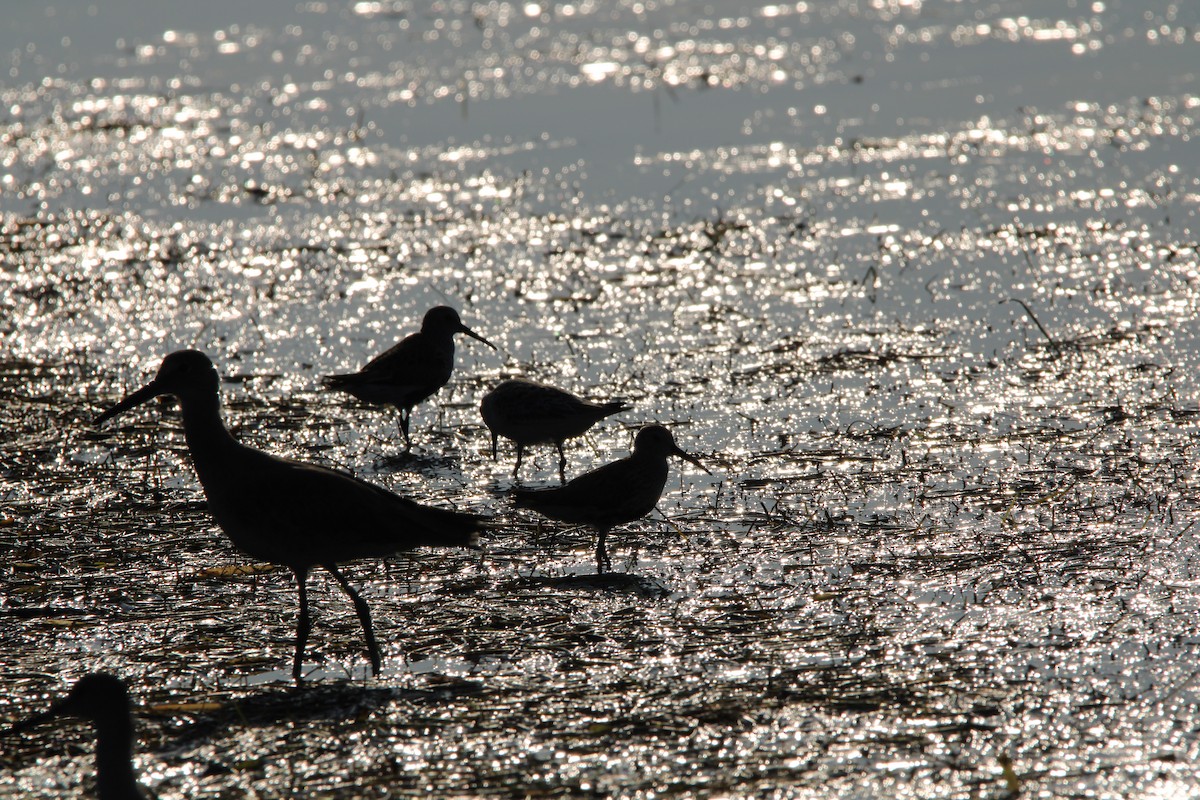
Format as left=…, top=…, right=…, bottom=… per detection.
left=2, top=1, right=1199, bottom=797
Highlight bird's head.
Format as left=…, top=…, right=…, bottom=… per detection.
left=633, top=425, right=711, bottom=473
left=421, top=306, right=497, bottom=350
left=96, top=349, right=220, bottom=426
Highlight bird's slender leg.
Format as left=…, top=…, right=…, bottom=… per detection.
left=399, top=408, right=412, bottom=451
left=513, top=444, right=524, bottom=480
left=490, top=432, right=498, bottom=461
left=596, top=528, right=611, bottom=574
left=555, top=440, right=567, bottom=485
left=326, top=564, right=382, bottom=677
left=293, top=567, right=312, bottom=683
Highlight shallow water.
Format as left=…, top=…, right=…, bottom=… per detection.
left=2, top=0, right=1200, bottom=797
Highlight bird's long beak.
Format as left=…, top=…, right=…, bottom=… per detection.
left=2, top=703, right=62, bottom=736
left=672, top=445, right=712, bottom=475
left=460, top=325, right=498, bottom=350
left=95, top=380, right=165, bottom=426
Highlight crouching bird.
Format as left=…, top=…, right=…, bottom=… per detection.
left=96, top=349, right=483, bottom=681
left=480, top=378, right=631, bottom=483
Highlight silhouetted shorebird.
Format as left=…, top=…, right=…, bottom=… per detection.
left=96, top=350, right=482, bottom=681
left=512, top=425, right=709, bottom=573
left=480, top=378, right=631, bottom=483
left=6, top=673, right=153, bottom=800
left=323, top=306, right=496, bottom=450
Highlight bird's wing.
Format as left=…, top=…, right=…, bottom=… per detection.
left=363, top=333, right=448, bottom=377
left=512, top=457, right=636, bottom=522
left=215, top=451, right=481, bottom=565
left=502, top=384, right=589, bottom=423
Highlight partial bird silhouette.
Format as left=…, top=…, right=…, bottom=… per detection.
left=323, top=306, right=496, bottom=450
left=512, top=424, right=709, bottom=573
left=5, top=673, right=153, bottom=800
left=96, top=349, right=483, bottom=681
left=480, top=378, right=631, bottom=483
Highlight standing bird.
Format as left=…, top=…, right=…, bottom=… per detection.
left=5, top=673, right=153, bottom=800
left=480, top=378, right=631, bottom=483
left=96, top=350, right=483, bottom=681
left=323, top=306, right=497, bottom=450
left=512, top=425, right=709, bottom=573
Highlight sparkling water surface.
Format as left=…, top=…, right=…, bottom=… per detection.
left=2, top=1, right=1199, bottom=797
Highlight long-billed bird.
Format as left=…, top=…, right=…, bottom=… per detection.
left=512, top=424, right=708, bottom=573
left=323, top=306, right=496, bottom=449
left=96, top=349, right=482, bottom=681
left=480, top=378, right=631, bottom=483
left=5, top=673, right=153, bottom=800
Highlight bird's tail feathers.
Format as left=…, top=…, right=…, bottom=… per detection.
left=511, top=487, right=554, bottom=510
left=407, top=503, right=486, bottom=549
left=322, top=373, right=358, bottom=389
left=599, top=400, right=633, bottom=418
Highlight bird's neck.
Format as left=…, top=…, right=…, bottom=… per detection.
left=632, top=452, right=671, bottom=489
left=177, top=390, right=240, bottom=479
left=93, top=716, right=144, bottom=800
left=423, top=331, right=456, bottom=354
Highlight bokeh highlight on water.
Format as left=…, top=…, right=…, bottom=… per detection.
left=2, top=0, right=1199, bottom=796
